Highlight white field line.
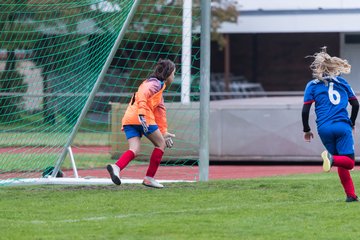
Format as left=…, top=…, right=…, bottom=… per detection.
left=30, top=206, right=230, bottom=224
left=1, top=178, right=194, bottom=186
left=29, top=198, right=332, bottom=224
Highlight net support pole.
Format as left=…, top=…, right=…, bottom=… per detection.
left=181, top=0, right=192, bottom=104
left=199, top=0, right=210, bottom=181
left=51, top=0, right=141, bottom=177
left=67, top=147, right=79, bottom=178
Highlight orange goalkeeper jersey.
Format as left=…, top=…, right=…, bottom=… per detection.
left=122, top=78, right=168, bottom=133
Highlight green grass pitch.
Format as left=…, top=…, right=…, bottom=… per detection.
left=1, top=172, right=360, bottom=240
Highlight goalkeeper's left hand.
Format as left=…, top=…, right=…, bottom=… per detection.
left=138, top=115, right=148, bottom=133
left=163, top=132, right=175, bottom=148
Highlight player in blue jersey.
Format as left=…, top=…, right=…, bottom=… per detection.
left=302, top=47, right=360, bottom=202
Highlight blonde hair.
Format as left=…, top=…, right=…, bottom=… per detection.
left=308, top=46, right=351, bottom=80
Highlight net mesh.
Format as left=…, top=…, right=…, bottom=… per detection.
left=0, top=0, right=201, bottom=185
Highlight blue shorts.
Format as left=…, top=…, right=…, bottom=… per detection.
left=318, top=121, right=354, bottom=155
left=123, top=125, right=159, bottom=139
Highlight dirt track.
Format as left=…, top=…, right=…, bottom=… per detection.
left=1, top=146, right=324, bottom=181
left=62, top=165, right=324, bottom=181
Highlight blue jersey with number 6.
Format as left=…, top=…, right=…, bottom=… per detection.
left=303, top=76, right=356, bottom=128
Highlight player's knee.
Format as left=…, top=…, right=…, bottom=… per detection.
left=345, top=154, right=355, bottom=168
left=129, top=147, right=140, bottom=156
left=156, top=139, right=166, bottom=151
left=350, top=161, right=355, bottom=169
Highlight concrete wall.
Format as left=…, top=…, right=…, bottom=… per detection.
left=110, top=97, right=360, bottom=162
left=210, top=97, right=360, bottom=162
left=208, top=97, right=357, bottom=162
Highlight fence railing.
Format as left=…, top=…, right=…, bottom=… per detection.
left=0, top=91, right=306, bottom=98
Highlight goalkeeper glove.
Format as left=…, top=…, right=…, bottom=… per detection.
left=163, top=132, right=175, bottom=148
left=138, top=115, right=149, bottom=133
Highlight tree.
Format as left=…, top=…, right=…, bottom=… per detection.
left=28, top=1, right=90, bottom=125
left=0, top=1, right=32, bottom=121
left=111, top=0, right=239, bottom=84
left=208, top=0, right=239, bottom=48
left=0, top=0, right=240, bottom=121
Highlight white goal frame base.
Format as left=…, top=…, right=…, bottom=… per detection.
left=0, top=178, right=193, bottom=186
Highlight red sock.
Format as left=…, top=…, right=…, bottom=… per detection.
left=115, top=150, right=135, bottom=170
left=145, top=148, right=164, bottom=178
left=337, top=167, right=357, bottom=198
left=333, top=155, right=355, bottom=170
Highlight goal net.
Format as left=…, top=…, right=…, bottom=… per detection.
left=0, top=0, right=201, bottom=186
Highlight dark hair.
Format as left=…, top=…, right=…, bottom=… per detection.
left=149, top=59, right=175, bottom=81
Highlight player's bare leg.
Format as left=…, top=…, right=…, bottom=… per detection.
left=107, top=137, right=141, bottom=185
left=142, top=130, right=166, bottom=188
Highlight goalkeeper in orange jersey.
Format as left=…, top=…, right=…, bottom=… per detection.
left=107, top=59, right=176, bottom=188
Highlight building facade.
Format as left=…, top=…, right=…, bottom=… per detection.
left=212, top=0, right=360, bottom=92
